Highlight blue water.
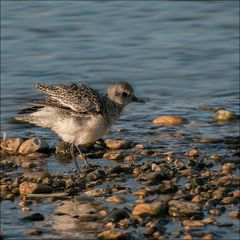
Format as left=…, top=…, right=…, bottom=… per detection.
left=1, top=1, right=239, bottom=239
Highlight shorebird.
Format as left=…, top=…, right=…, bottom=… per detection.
left=15, top=81, right=144, bottom=170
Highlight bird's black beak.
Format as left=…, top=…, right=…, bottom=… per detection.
left=132, top=95, right=145, bottom=103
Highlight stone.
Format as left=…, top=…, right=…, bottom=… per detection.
left=185, top=148, right=200, bottom=158
left=124, top=155, right=140, bottom=162
left=132, top=202, right=167, bottom=217
left=192, top=138, right=223, bottom=143
left=168, top=200, right=202, bottom=217
left=202, top=233, right=215, bottom=240
left=228, top=210, right=240, bottom=219
left=0, top=138, right=24, bottom=153
left=152, top=116, right=187, bottom=126
left=18, top=137, right=48, bottom=155
left=214, top=109, right=238, bottom=122
left=105, top=139, right=132, bottom=149
left=86, top=169, right=105, bottom=182
left=106, top=195, right=126, bottom=204
left=97, top=230, right=129, bottom=240
left=19, top=182, right=52, bottom=195
left=108, top=208, right=130, bottom=222
left=21, top=213, right=45, bottom=222
left=182, top=220, right=204, bottom=228
left=221, top=196, right=236, bottom=205
left=103, top=151, right=125, bottom=161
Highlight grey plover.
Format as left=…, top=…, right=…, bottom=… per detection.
left=15, top=81, right=144, bottom=169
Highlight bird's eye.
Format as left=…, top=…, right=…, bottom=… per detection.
left=121, top=92, right=128, bottom=97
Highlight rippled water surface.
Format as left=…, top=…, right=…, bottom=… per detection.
left=1, top=1, right=239, bottom=240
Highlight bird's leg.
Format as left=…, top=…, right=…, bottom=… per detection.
left=70, top=143, right=80, bottom=171
left=76, top=145, right=90, bottom=168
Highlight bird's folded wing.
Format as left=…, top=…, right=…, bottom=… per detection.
left=36, top=83, right=103, bottom=114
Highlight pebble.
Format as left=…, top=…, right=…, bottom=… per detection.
left=132, top=202, right=167, bottom=217
left=18, top=137, right=48, bottom=155
left=19, top=182, right=52, bottom=195
left=208, top=209, right=221, bottom=216
left=103, top=151, right=125, bottom=161
left=168, top=200, right=202, bottom=217
left=182, top=220, right=204, bottom=228
left=97, top=230, right=129, bottom=240
left=132, top=188, right=150, bottom=198
left=221, top=163, right=236, bottom=172
left=228, top=210, right=240, bottom=219
left=26, top=229, right=43, bottom=236
left=105, top=139, right=132, bottom=149
left=233, top=190, right=240, bottom=198
left=202, top=233, right=215, bottom=240
left=106, top=195, right=126, bottom=204
left=0, top=138, right=24, bottom=153
left=214, top=109, right=238, bottom=121
left=21, top=213, right=45, bottom=222
left=84, top=188, right=106, bottom=197
left=152, top=116, right=187, bottom=126
left=108, top=208, right=130, bottom=222
left=124, top=155, right=140, bottom=162
left=221, top=196, right=236, bottom=205
left=185, top=148, right=200, bottom=158
left=192, top=138, right=223, bottom=143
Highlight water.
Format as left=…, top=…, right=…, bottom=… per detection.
left=1, top=1, right=239, bottom=239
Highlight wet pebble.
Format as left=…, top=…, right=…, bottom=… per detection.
left=228, top=210, right=240, bottom=219
left=19, top=182, right=52, bottom=195
left=168, top=200, right=202, bottom=217
left=26, top=229, right=43, bottom=236
left=182, top=220, right=204, bottom=228
left=152, top=116, right=187, bottom=126
left=106, top=195, right=126, bottom=204
left=0, top=138, right=24, bottom=153
left=214, top=109, right=238, bottom=122
left=103, top=151, right=125, bottom=161
left=18, top=137, right=48, bottom=155
left=97, top=230, right=130, bottom=240
left=105, top=139, right=132, bottom=149
left=86, top=169, right=105, bottom=182
left=21, top=213, right=45, bottom=222
left=132, top=202, right=167, bottom=217
left=108, top=208, right=130, bottom=222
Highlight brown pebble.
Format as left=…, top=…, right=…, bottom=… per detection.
left=202, top=233, right=215, bottom=240
left=103, top=151, right=125, bottom=160
left=135, top=144, right=145, bottom=149
left=0, top=138, right=24, bottom=153
left=208, top=209, right=221, bottom=216
left=97, top=230, right=129, bottom=240
left=221, top=196, right=236, bottom=205
left=182, top=220, right=204, bottom=228
left=228, top=210, right=240, bottom=219
left=106, top=195, right=126, bottom=204
left=202, top=217, right=216, bottom=224
left=185, top=148, right=200, bottom=158
left=184, top=233, right=193, bottom=240
left=152, top=116, right=187, bottom=126
left=132, top=202, right=167, bottom=217
left=192, top=195, right=202, bottom=203
left=192, top=138, right=223, bottom=143
left=18, top=137, right=48, bottom=155
left=233, top=190, right=240, bottom=198
left=105, top=139, right=132, bottom=149
left=19, top=182, right=52, bottom=195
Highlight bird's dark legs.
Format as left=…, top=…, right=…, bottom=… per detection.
left=76, top=145, right=90, bottom=168
left=70, top=143, right=80, bottom=171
